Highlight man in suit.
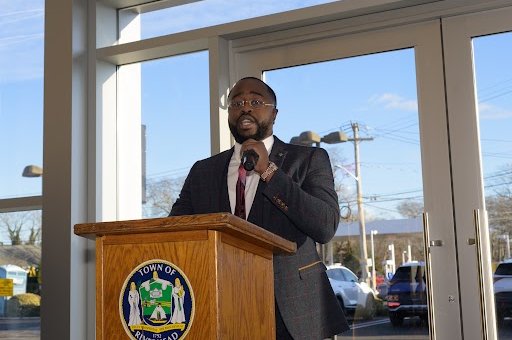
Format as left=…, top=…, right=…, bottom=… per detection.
left=170, top=77, right=349, bottom=339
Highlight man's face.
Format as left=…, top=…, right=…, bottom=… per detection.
left=227, top=78, right=277, bottom=144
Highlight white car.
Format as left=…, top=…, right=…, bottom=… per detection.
left=494, top=259, right=512, bottom=325
left=326, top=264, right=377, bottom=319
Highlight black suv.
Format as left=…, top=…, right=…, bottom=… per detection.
left=386, top=261, right=428, bottom=326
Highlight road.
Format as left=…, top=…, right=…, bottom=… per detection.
left=0, top=317, right=39, bottom=339
left=337, top=316, right=512, bottom=339
left=337, top=316, right=428, bottom=339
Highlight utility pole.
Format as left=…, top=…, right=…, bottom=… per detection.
left=389, top=244, right=396, bottom=273
left=507, top=234, right=511, bottom=259
left=351, top=122, right=373, bottom=285
left=289, top=126, right=373, bottom=274
left=370, top=230, right=378, bottom=290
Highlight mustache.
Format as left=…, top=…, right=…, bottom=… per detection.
left=237, top=114, right=256, bottom=123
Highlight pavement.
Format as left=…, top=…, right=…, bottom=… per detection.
left=0, top=317, right=39, bottom=339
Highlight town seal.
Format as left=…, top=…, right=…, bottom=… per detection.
left=119, top=259, right=195, bottom=339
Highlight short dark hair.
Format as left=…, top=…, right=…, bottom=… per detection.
left=230, top=77, right=277, bottom=107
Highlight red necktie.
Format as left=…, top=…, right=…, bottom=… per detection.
left=235, top=164, right=247, bottom=219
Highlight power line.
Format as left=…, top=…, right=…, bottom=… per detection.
left=481, top=138, right=512, bottom=143
left=146, top=165, right=192, bottom=180
left=482, top=152, right=512, bottom=160
left=365, top=188, right=423, bottom=197
left=485, top=169, right=512, bottom=180
left=480, top=89, right=512, bottom=103
left=364, top=202, right=400, bottom=214
left=372, top=122, right=418, bottom=137
left=378, top=134, right=419, bottom=145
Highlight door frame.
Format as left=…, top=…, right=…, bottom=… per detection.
left=443, top=5, right=512, bottom=339
left=230, top=19, right=460, bottom=339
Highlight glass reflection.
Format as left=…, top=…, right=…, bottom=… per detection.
left=265, top=48, right=428, bottom=338
left=473, top=31, right=512, bottom=338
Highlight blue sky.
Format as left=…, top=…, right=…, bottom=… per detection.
left=474, top=33, right=512, bottom=185
left=1, top=1, right=511, bottom=222
left=264, top=49, right=422, bottom=219
left=0, top=1, right=44, bottom=199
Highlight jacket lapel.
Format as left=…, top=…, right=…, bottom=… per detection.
left=218, top=148, right=234, bottom=213
left=269, top=137, right=288, bottom=168
left=247, top=137, right=288, bottom=227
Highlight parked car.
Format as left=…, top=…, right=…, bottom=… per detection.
left=386, top=261, right=428, bottom=327
left=326, top=264, right=376, bottom=319
left=494, top=259, right=512, bottom=325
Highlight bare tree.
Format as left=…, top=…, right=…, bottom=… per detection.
left=396, top=200, right=424, bottom=218
left=487, top=195, right=512, bottom=235
left=330, top=150, right=357, bottom=221
left=486, top=165, right=512, bottom=235
left=143, top=177, right=185, bottom=218
left=27, top=211, right=42, bottom=245
left=483, top=165, right=512, bottom=261
left=0, top=211, right=41, bottom=245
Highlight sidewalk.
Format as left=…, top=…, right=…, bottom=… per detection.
left=0, top=317, right=39, bottom=339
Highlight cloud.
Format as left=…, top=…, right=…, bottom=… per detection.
left=370, top=93, right=417, bottom=111
left=0, top=3, right=44, bottom=83
left=478, top=102, right=512, bottom=120
left=0, top=34, right=43, bottom=47
left=0, top=8, right=43, bottom=27
left=140, top=0, right=336, bottom=38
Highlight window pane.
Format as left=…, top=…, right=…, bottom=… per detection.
left=0, top=2, right=44, bottom=335
left=0, top=1, right=44, bottom=199
left=0, top=210, right=41, bottom=337
left=472, top=31, right=512, bottom=336
left=121, top=0, right=337, bottom=41
left=265, top=48, right=428, bottom=336
left=343, top=268, right=358, bottom=282
left=141, top=52, right=210, bottom=218
left=495, top=263, right=512, bottom=276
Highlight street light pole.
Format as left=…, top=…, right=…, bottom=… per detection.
left=352, top=122, right=372, bottom=284
left=507, top=235, right=511, bottom=259
left=370, top=230, right=378, bottom=290
left=289, top=126, right=373, bottom=279
left=505, top=234, right=510, bottom=259
left=389, top=244, right=396, bottom=274
left=330, top=125, right=372, bottom=283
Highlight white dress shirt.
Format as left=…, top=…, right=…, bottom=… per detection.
left=228, top=136, right=274, bottom=218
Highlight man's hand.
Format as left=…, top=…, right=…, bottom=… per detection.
left=240, top=139, right=269, bottom=175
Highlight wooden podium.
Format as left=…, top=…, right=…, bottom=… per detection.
left=74, top=212, right=296, bottom=339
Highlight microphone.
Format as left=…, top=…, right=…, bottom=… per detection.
left=241, top=149, right=259, bottom=171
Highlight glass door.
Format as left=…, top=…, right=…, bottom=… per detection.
left=443, top=6, right=512, bottom=339
left=231, top=20, right=460, bottom=339
left=475, top=32, right=512, bottom=339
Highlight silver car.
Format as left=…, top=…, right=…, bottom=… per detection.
left=494, top=259, right=512, bottom=326
left=326, top=264, right=377, bottom=320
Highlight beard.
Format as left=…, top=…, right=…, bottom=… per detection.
left=228, top=114, right=273, bottom=144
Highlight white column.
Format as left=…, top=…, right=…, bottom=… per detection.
left=42, top=0, right=89, bottom=338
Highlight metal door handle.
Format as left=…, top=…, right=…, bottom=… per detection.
left=430, top=240, right=443, bottom=247
left=422, top=212, right=435, bottom=335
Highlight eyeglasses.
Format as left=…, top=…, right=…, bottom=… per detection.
left=228, top=99, right=275, bottom=110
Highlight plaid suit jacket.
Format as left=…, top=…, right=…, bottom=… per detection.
left=171, top=136, right=349, bottom=339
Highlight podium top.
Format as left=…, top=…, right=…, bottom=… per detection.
left=74, top=212, right=296, bottom=254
